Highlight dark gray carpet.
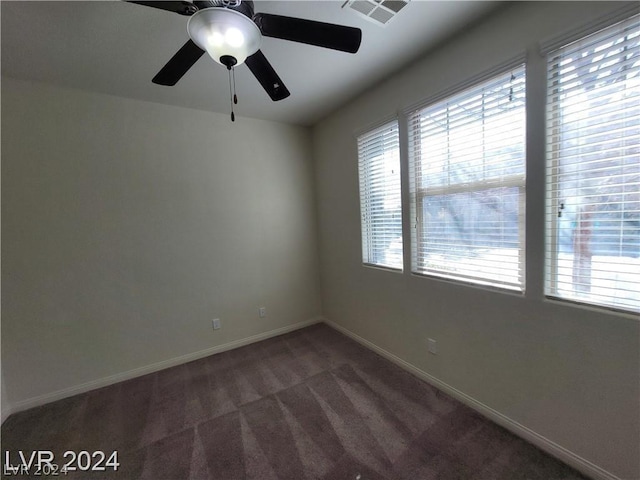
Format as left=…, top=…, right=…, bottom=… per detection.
left=1, top=323, right=588, bottom=479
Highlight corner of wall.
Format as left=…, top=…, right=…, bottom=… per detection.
left=1, top=368, right=12, bottom=424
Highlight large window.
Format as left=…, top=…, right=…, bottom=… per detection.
left=408, top=66, right=526, bottom=290
left=357, top=120, right=403, bottom=270
left=545, top=15, right=640, bottom=312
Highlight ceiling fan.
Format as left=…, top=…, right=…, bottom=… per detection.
left=129, top=0, right=362, bottom=105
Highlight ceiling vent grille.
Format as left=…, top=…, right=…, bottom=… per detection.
left=342, top=0, right=410, bottom=26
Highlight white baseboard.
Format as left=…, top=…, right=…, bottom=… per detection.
left=322, top=318, right=620, bottom=480
left=8, top=317, right=322, bottom=415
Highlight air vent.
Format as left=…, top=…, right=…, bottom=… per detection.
left=342, top=0, right=410, bottom=26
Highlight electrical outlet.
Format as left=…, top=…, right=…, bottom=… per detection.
left=212, top=318, right=221, bottom=330
left=427, top=338, right=437, bottom=355
left=258, top=307, right=266, bottom=318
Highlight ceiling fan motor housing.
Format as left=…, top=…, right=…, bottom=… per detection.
left=187, top=2, right=261, bottom=66
left=193, top=0, right=254, bottom=19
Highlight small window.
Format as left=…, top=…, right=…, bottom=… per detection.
left=408, top=65, right=527, bottom=291
left=545, top=14, right=640, bottom=312
left=357, top=120, right=403, bottom=270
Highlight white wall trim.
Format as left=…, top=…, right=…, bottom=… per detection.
left=1, top=406, right=13, bottom=425
left=322, top=318, right=621, bottom=480
left=8, top=317, right=322, bottom=416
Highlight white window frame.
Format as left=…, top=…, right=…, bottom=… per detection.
left=544, top=12, right=640, bottom=313
left=357, top=119, right=403, bottom=271
left=407, top=62, right=527, bottom=291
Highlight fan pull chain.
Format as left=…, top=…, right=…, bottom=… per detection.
left=228, top=67, right=235, bottom=122
left=221, top=55, right=238, bottom=122
left=232, top=67, right=238, bottom=105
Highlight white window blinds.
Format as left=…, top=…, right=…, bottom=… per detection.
left=545, top=14, right=640, bottom=312
left=358, top=120, right=403, bottom=270
left=408, top=65, right=526, bottom=290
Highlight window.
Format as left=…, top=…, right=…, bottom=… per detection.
left=357, top=120, right=403, bottom=270
left=408, top=66, right=527, bottom=291
left=545, top=15, right=640, bottom=312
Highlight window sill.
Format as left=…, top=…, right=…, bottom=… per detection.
left=544, top=295, right=640, bottom=320
left=362, top=263, right=403, bottom=274
left=411, top=271, right=525, bottom=297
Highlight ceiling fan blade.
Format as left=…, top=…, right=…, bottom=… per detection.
left=253, top=13, right=362, bottom=54
left=127, top=1, right=198, bottom=16
left=152, top=40, right=205, bottom=86
left=245, top=50, right=290, bottom=101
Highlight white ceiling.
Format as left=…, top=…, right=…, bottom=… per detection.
left=1, top=0, right=502, bottom=126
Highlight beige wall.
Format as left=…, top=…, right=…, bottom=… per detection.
left=1, top=78, right=321, bottom=407
left=312, top=2, right=639, bottom=479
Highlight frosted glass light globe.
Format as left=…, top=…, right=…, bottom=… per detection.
left=187, top=8, right=261, bottom=66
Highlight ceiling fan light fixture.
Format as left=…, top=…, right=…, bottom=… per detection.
left=187, top=7, right=261, bottom=66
